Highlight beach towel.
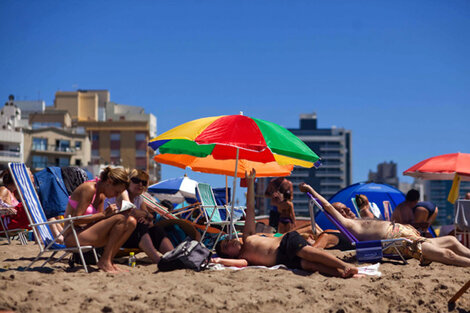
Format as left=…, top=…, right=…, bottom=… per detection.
left=209, top=262, right=382, bottom=277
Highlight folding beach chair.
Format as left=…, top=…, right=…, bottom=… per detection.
left=141, top=192, right=222, bottom=240
left=351, top=197, right=384, bottom=220
left=9, top=162, right=99, bottom=273
left=454, top=199, right=470, bottom=248
left=196, top=183, right=244, bottom=248
left=307, top=193, right=410, bottom=264
left=0, top=202, right=29, bottom=245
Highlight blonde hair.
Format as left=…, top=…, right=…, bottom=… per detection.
left=100, top=167, right=129, bottom=188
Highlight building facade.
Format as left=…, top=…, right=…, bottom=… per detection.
left=368, top=161, right=399, bottom=188
left=256, top=113, right=352, bottom=216
left=54, top=90, right=160, bottom=181
left=0, top=97, right=24, bottom=170
left=424, top=180, right=470, bottom=225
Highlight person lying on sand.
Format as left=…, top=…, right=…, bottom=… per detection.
left=212, top=170, right=359, bottom=278
left=299, top=183, right=470, bottom=267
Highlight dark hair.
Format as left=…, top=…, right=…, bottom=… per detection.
left=215, top=240, right=230, bottom=259
left=160, top=199, right=173, bottom=211
left=100, top=167, right=129, bottom=188
left=1, top=169, right=13, bottom=186
left=406, top=189, right=420, bottom=202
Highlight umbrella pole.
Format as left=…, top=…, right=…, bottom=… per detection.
left=229, top=148, right=239, bottom=239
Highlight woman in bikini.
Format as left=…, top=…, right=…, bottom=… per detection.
left=63, top=167, right=137, bottom=273
left=271, top=189, right=296, bottom=234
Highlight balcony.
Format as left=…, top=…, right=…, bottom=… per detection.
left=31, top=144, right=77, bottom=155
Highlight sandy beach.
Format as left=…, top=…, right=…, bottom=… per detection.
left=0, top=239, right=469, bottom=313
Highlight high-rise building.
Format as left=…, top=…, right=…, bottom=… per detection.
left=424, top=180, right=470, bottom=225
left=368, top=161, right=399, bottom=188
left=256, top=113, right=352, bottom=216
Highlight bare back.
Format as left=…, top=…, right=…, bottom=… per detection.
left=392, top=202, right=415, bottom=224
left=239, top=234, right=282, bottom=266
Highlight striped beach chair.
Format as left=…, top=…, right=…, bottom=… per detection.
left=9, top=162, right=99, bottom=273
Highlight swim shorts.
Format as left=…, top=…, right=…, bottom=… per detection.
left=275, top=231, right=308, bottom=269
left=383, top=223, right=431, bottom=265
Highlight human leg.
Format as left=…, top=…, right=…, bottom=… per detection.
left=138, top=233, right=161, bottom=263
left=66, top=214, right=137, bottom=273
left=422, top=240, right=470, bottom=267
left=428, top=236, right=470, bottom=258
left=297, top=245, right=358, bottom=277
left=148, top=225, right=173, bottom=253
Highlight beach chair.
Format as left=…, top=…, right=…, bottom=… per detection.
left=196, top=183, right=243, bottom=248
left=308, top=193, right=410, bottom=264
left=0, top=201, right=29, bottom=245
left=454, top=199, right=470, bottom=248
left=351, top=197, right=384, bottom=219
left=9, top=162, right=99, bottom=273
left=141, top=192, right=222, bottom=240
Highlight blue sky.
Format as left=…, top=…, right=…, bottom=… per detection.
left=1, top=1, right=469, bottom=201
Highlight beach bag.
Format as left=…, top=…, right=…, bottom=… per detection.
left=158, top=239, right=211, bottom=272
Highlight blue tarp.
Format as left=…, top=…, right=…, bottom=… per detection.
left=315, top=182, right=405, bottom=230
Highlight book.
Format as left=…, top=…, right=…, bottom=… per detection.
left=118, top=200, right=137, bottom=213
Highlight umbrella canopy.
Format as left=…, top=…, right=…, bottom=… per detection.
left=148, top=176, right=198, bottom=204
left=154, top=153, right=293, bottom=178
left=403, top=152, right=470, bottom=181
left=148, top=115, right=320, bottom=167
left=315, top=182, right=405, bottom=230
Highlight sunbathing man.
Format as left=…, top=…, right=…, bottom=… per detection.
left=299, top=183, right=470, bottom=267
left=212, top=170, right=359, bottom=278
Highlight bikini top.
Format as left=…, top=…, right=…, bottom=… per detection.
left=68, top=178, right=100, bottom=215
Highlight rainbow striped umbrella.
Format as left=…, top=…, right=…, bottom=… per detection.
left=148, top=114, right=319, bottom=167
left=149, top=114, right=320, bottom=237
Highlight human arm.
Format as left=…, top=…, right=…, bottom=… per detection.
left=211, top=257, right=248, bottom=267
left=298, top=183, right=346, bottom=224
left=242, top=169, right=256, bottom=241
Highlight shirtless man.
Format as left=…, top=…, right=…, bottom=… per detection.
left=299, top=183, right=470, bottom=267
left=392, top=189, right=438, bottom=234
left=212, top=170, right=359, bottom=278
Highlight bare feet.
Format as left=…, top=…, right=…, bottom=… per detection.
left=113, top=264, right=129, bottom=273
left=341, top=266, right=359, bottom=278
left=97, top=260, right=120, bottom=273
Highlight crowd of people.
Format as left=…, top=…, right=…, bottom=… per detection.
left=2, top=165, right=470, bottom=276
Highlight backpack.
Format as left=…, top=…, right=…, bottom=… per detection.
left=158, top=239, right=212, bottom=272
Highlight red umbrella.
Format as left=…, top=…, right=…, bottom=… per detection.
left=403, top=152, right=470, bottom=181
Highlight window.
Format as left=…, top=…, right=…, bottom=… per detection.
left=92, top=149, right=100, bottom=157
left=135, top=149, right=147, bottom=157
left=55, top=157, right=69, bottom=167
left=110, top=132, right=120, bottom=141
left=32, top=122, right=62, bottom=129
left=75, top=141, right=82, bottom=150
left=91, top=133, right=99, bottom=141
left=55, top=139, right=71, bottom=152
left=75, top=159, right=82, bottom=166
left=32, top=138, right=47, bottom=151
left=135, top=132, right=146, bottom=141
left=110, top=149, right=120, bottom=157
left=32, top=155, right=48, bottom=168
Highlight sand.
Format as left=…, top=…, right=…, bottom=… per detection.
left=0, top=239, right=469, bottom=313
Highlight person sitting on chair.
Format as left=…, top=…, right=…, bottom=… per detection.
left=299, top=183, right=470, bottom=267
left=108, top=169, right=174, bottom=264
left=63, top=167, right=137, bottom=273
left=212, top=170, right=359, bottom=278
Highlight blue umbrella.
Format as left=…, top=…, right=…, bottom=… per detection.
left=148, top=176, right=198, bottom=204
left=315, top=182, right=405, bottom=230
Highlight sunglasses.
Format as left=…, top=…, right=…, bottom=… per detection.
left=130, top=177, right=148, bottom=186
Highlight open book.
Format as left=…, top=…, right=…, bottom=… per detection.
left=118, top=200, right=137, bottom=213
